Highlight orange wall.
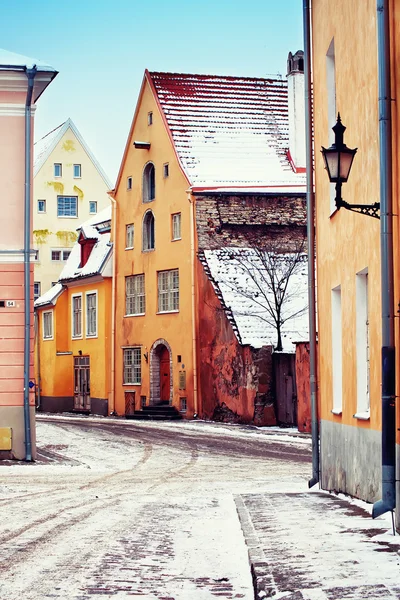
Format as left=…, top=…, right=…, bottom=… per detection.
left=312, top=0, right=382, bottom=431
left=114, top=79, right=195, bottom=416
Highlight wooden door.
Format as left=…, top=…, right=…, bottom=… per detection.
left=74, top=356, right=90, bottom=411
left=273, top=353, right=297, bottom=426
left=160, top=347, right=170, bottom=403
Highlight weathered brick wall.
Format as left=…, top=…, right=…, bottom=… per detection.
left=195, top=193, right=307, bottom=251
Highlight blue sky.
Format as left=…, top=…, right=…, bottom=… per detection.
left=1, top=0, right=303, bottom=185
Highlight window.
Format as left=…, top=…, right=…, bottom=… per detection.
left=126, top=274, right=145, bottom=315
left=51, top=282, right=58, bottom=287
left=89, top=201, right=97, bottom=214
left=172, top=213, right=181, bottom=240
left=142, top=211, right=155, bottom=251
left=57, top=196, right=78, bottom=217
left=163, top=163, right=169, bottom=178
left=180, top=397, right=187, bottom=413
left=54, top=163, right=62, bottom=178
left=86, top=292, right=97, bottom=337
left=72, top=295, right=82, bottom=338
left=126, top=224, right=134, bottom=249
left=158, top=269, right=179, bottom=313
left=43, top=310, right=53, bottom=340
left=143, top=163, right=155, bottom=202
left=141, top=395, right=147, bottom=407
left=148, top=112, right=153, bottom=125
left=51, top=250, right=61, bottom=261
left=73, top=164, right=81, bottom=178
left=62, top=250, right=71, bottom=261
left=34, top=282, right=41, bottom=301
left=356, top=270, right=370, bottom=415
left=127, top=176, right=132, bottom=190
left=33, top=249, right=39, bottom=261
left=123, top=348, right=141, bottom=384
left=37, top=199, right=46, bottom=213
left=331, top=286, right=342, bottom=413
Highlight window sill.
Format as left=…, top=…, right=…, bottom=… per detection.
left=123, top=383, right=141, bottom=386
left=124, top=313, right=145, bottom=318
left=172, top=237, right=182, bottom=242
left=353, top=411, right=370, bottom=421
left=43, top=337, right=54, bottom=341
left=86, top=334, right=98, bottom=339
left=331, top=408, right=342, bottom=416
left=58, top=216, right=78, bottom=219
left=125, top=247, right=134, bottom=251
left=157, top=310, right=179, bottom=315
left=142, top=248, right=155, bottom=253
left=72, top=336, right=83, bottom=340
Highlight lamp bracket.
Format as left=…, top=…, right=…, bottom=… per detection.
left=336, top=199, right=380, bottom=219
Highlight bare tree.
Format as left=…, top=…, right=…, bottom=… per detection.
left=211, top=236, right=308, bottom=351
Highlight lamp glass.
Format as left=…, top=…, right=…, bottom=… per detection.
left=339, top=151, right=356, bottom=182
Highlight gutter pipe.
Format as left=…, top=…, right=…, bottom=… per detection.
left=303, top=0, right=319, bottom=487
left=187, top=190, right=199, bottom=416
left=34, top=310, right=41, bottom=410
left=109, top=195, right=117, bottom=415
left=23, top=66, right=36, bottom=462
left=373, top=0, right=396, bottom=519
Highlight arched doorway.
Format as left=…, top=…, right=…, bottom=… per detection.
left=149, top=339, right=172, bottom=405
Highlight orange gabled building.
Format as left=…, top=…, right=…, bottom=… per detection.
left=111, top=65, right=307, bottom=421
left=35, top=207, right=112, bottom=415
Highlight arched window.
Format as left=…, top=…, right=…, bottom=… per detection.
left=143, top=210, right=155, bottom=251
left=143, top=162, right=155, bottom=203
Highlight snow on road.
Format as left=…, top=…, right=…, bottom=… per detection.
left=0, top=418, right=311, bottom=600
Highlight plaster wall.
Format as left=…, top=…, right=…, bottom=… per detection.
left=114, top=80, right=195, bottom=417
left=33, top=127, right=110, bottom=294
left=0, top=406, right=36, bottom=460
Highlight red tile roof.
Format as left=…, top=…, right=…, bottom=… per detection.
left=149, top=72, right=305, bottom=190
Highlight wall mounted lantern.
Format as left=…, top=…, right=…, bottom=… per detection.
left=322, top=114, right=380, bottom=219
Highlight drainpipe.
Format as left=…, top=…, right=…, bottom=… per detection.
left=23, top=67, right=36, bottom=462
left=303, top=0, right=319, bottom=487
left=34, top=310, right=41, bottom=410
left=187, top=190, right=199, bottom=416
left=109, top=195, right=117, bottom=415
left=372, top=0, right=396, bottom=519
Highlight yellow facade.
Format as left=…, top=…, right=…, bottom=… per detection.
left=113, top=77, right=196, bottom=417
left=36, top=278, right=112, bottom=415
left=34, top=121, right=111, bottom=295
left=312, top=0, right=400, bottom=517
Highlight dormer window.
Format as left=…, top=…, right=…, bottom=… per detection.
left=78, top=232, right=96, bottom=267
left=143, top=163, right=155, bottom=203
left=142, top=210, right=155, bottom=251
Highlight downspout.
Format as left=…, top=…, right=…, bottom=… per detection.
left=188, top=190, right=199, bottom=416
left=109, top=195, right=117, bottom=415
left=34, top=310, right=41, bottom=410
left=23, top=67, right=36, bottom=462
left=373, top=0, right=396, bottom=519
left=303, top=0, right=319, bottom=487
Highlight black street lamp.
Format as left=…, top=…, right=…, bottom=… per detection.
left=321, top=114, right=380, bottom=219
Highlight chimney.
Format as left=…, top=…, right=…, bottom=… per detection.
left=287, top=50, right=306, bottom=171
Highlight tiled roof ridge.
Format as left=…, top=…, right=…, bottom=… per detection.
left=149, top=71, right=285, bottom=84
left=198, top=249, right=243, bottom=345
left=34, top=120, right=66, bottom=145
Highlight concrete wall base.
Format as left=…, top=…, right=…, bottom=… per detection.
left=0, top=405, right=36, bottom=460
left=320, top=419, right=381, bottom=503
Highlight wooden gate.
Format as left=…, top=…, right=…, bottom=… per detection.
left=125, top=391, right=136, bottom=416
left=273, top=353, right=297, bottom=427
left=74, top=356, right=90, bottom=411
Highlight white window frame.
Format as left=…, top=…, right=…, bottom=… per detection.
left=123, top=347, right=142, bottom=385
left=51, top=249, right=61, bottom=261
left=172, top=213, right=181, bottom=241
left=54, top=163, right=62, bottom=178
left=142, top=210, right=155, bottom=251
left=143, top=162, right=155, bottom=203
left=355, top=269, right=370, bottom=418
left=89, top=201, right=97, bottom=214
left=62, top=250, right=71, bottom=261
left=43, top=310, right=54, bottom=340
left=57, top=195, right=78, bottom=218
left=34, top=281, right=41, bottom=301
left=125, top=274, right=145, bottom=316
left=158, top=269, right=179, bottom=313
left=331, top=285, right=342, bottom=414
left=85, top=290, right=98, bottom=338
left=71, top=293, right=83, bottom=339
left=126, top=224, right=134, bottom=249
left=37, top=199, right=46, bottom=213
left=73, top=164, right=81, bottom=178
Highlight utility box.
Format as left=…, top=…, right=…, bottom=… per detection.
left=0, top=428, right=12, bottom=450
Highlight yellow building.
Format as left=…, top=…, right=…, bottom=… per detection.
left=310, top=0, right=400, bottom=527
left=33, top=118, right=111, bottom=298
left=35, top=207, right=112, bottom=415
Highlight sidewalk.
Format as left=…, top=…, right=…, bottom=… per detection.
left=236, top=491, right=400, bottom=600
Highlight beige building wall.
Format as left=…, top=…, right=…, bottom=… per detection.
left=33, top=124, right=111, bottom=295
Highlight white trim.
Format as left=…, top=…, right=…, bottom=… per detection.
left=353, top=410, right=370, bottom=421
left=42, top=309, right=54, bottom=341
left=0, top=103, right=37, bottom=117
left=85, top=290, right=98, bottom=338
left=0, top=251, right=37, bottom=263
left=331, top=408, right=342, bottom=416
left=71, top=292, right=83, bottom=339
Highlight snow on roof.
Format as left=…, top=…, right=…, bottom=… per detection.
left=59, top=231, right=112, bottom=282
left=149, top=72, right=305, bottom=190
left=0, top=48, right=56, bottom=71
left=83, top=205, right=112, bottom=229
left=34, top=283, right=64, bottom=308
left=202, top=248, right=309, bottom=352
left=33, top=118, right=111, bottom=187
